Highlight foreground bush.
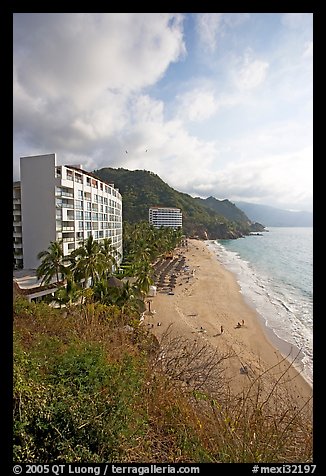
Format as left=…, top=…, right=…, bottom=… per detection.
left=13, top=296, right=312, bottom=463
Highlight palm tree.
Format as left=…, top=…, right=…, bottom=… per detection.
left=118, top=280, right=145, bottom=318
left=100, top=238, right=119, bottom=278
left=134, top=260, right=154, bottom=298
left=70, top=235, right=104, bottom=287
left=53, top=276, right=82, bottom=308
left=36, top=240, right=67, bottom=285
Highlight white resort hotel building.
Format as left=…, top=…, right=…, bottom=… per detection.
left=149, top=206, right=182, bottom=229
left=13, top=153, right=123, bottom=270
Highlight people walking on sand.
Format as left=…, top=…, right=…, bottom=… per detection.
left=235, top=322, right=242, bottom=328
left=241, top=319, right=245, bottom=326
left=220, top=325, right=224, bottom=334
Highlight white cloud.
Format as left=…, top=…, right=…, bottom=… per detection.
left=282, top=13, right=312, bottom=29
left=195, top=13, right=250, bottom=53
left=196, top=13, right=223, bottom=52
left=302, top=41, right=313, bottom=58
left=14, top=13, right=186, bottom=107
left=234, top=49, right=269, bottom=90
left=13, top=13, right=186, bottom=170
left=183, top=146, right=312, bottom=211
left=13, top=13, right=312, bottom=212
left=176, top=88, right=219, bottom=122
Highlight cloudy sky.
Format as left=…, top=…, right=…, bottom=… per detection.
left=13, top=13, right=313, bottom=212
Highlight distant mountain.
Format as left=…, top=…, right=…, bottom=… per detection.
left=93, top=167, right=263, bottom=239
left=235, top=202, right=313, bottom=227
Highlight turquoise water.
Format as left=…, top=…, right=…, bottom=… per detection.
left=206, top=227, right=313, bottom=385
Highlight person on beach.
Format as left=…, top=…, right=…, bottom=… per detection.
left=241, top=319, right=245, bottom=326
left=220, top=325, right=224, bottom=334
left=235, top=322, right=242, bottom=328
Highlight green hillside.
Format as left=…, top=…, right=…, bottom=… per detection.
left=93, top=167, right=263, bottom=239
left=196, top=196, right=250, bottom=224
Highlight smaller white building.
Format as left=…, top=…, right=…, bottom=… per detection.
left=149, top=207, right=182, bottom=229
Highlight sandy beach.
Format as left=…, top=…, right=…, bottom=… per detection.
left=144, top=238, right=312, bottom=408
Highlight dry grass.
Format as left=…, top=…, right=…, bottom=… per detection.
left=13, top=296, right=313, bottom=463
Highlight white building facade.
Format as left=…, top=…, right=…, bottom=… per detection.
left=14, top=153, right=123, bottom=270
left=149, top=207, right=182, bottom=229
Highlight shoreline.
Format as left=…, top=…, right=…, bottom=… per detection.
left=205, top=239, right=312, bottom=388
left=144, top=238, right=312, bottom=406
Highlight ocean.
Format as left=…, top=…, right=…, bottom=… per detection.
left=206, top=227, right=313, bottom=386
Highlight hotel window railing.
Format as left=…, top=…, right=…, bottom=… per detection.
left=61, top=191, right=74, bottom=198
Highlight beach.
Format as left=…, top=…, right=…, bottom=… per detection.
left=144, top=239, right=312, bottom=408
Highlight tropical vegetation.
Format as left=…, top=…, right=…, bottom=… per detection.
left=36, top=223, right=183, bottom=312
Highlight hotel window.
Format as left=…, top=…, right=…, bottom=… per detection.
left=94, top=194, right=98, bottom=202
left=78, top=221, right=83, bottom=230
left=99, top=183, right=103, bottom=191
left=84, top=211, right=91, bottom=220
left=75, top=211, right=83, bottom=220
left=62, top=199, right=72, bottom=208
left=103, top=197, right=108, bottom=205
left=75, top=173, right=83, bottom=184
left=55, top=167, right=61, bottom=178
left=92, top=203, right=98, bottom=211
left=75, top=200, right=83, bottom=209
left=91, top=179, right=98, bottom=188
left=87, top=202, right=92, bottom=211
left=77, top=190, right=83, bottom=199
left=86, top=177, right=91, bottom=186
left=86, top=222, right=91, bottom=230
left=67, top=171, right=73, bottom=181
left=92, top=212, right=98, bottom=221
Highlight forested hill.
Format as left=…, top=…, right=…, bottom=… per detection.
left=195, top=196, right=253, bottom=225
left=93, top=167, right=264, bottom=240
